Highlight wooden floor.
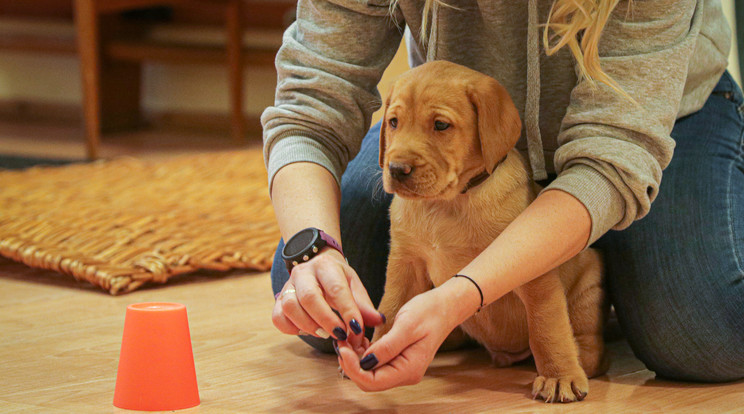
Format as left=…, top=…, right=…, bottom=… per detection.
left=0, top=257, right=742, bottom=413
left=1, top=120, right=743, bottom=413
left=0, top=118, right=257, bottom=161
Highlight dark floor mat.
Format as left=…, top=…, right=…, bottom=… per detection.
left=0, top=155, right=83, bottom=170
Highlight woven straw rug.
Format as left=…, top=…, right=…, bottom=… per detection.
left=0, top=151, right=280, bottom=294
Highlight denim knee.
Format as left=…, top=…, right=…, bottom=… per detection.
left=599, top=214, right=744, bottom=383
left=618, top=288, right=744, bottom=383
left=598, top=217, right=744, bottom=383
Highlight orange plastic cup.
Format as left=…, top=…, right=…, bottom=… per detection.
left=113, top=302, right=200, bottom=411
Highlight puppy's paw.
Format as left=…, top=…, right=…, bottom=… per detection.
left=531, top=374, right=588, bottom=403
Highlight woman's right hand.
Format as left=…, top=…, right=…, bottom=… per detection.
left=272, top=248, right=385, bottom=349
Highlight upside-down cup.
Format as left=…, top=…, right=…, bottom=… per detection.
left=114, top=302, right=200, bottom=411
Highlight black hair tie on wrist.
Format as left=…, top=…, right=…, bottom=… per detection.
left=453, top=274, right=484, bottom=313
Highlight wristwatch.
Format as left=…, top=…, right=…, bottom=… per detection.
left=282, top=228, right=344, bottom=272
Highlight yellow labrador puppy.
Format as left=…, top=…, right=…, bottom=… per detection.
left=373, top=61, right=607, bottom=403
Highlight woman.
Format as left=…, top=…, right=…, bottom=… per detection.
left=261, top=0, right=742, bottom=390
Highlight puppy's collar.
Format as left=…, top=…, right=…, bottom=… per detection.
left=460, top=156, right=507, bottom=194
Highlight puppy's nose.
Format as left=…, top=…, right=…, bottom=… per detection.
left=389, top=162, right=414, bottom=181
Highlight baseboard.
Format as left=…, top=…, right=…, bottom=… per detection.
left=147, top=110, right=263, bottom=137
left=0, top=99, right=80, bottom=125
left=0, top=99, right=263, bottom=138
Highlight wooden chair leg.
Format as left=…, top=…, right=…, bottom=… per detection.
left=226, top=0, right=245, bottom=144
left=74, top=0, right=102, bottom=160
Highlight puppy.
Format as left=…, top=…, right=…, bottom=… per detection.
left=373, top=61, right=607, bottom=403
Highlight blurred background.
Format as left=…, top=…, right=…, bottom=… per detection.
left=0, top=0, right=739, bottom=165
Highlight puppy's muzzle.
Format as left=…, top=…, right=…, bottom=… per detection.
left=389, top=162, right=414, bottom=182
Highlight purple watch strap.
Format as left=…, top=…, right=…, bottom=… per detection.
left=319, top=230, right=343, bottom=256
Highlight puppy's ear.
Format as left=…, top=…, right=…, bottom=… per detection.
left=467, top=76, right=522, bottom=174
left=378, top=85, right=394, bottom=169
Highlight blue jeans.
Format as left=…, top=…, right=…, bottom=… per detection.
left=271, top=71, right=744, bottom=382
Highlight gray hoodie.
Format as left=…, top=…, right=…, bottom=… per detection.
left=261, top=0, right=731, bottom=246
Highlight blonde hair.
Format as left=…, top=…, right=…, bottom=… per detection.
left=393, top=0, right=630, bottom=96
left=544, top=0, right=631, bottom=96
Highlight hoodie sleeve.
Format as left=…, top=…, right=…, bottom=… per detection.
left=260, top=0, right=405, bottom=192
left=542, top=0, right=715, bottom=246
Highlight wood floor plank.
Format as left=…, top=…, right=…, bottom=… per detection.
left=0, top=258, right=742, bottom=413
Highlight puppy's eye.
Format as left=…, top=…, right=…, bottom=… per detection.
left=434, top=120, right=450, bottom=131
left=389, top=118, right=398, bottom=129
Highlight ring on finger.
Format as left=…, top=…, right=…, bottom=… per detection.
left=280, top=288, right=296, bottom=299
left=297, top=328, right=331, bottom=339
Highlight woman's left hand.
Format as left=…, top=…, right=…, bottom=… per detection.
left=335, top=287, right=462, bottom=391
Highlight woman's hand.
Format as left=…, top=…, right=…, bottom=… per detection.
left=335, top=286, right=463, bottom=391
left=272, top=248, right=385, bottom=348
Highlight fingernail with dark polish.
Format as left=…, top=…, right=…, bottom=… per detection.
left=333, top=326, right=347, bottom=341
left=360, top=353, right=378, bottom=371
left=350, top=319, right=362, bottom=335
left=379, top=312, right=387, bottom=324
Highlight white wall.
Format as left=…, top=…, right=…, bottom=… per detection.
left=0, top=50, right=278, bottom=115
left=0, top=18, right=281, bottom=115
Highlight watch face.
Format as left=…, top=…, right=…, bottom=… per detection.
left=284, top=228, right=317, bottom=257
